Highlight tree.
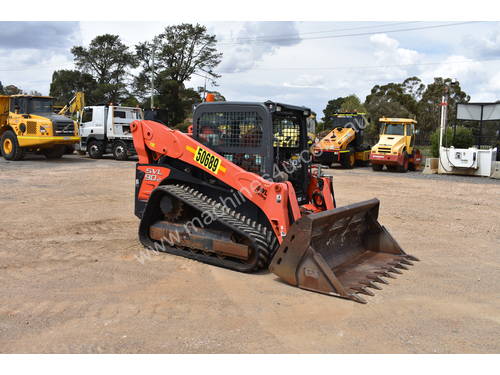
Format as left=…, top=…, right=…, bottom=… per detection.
left=71, top=34, right=137, bottom=104
left=0, top=81, right=4, bottom=94
left=365, top=81, right=418, bottom=115
left=364, top=78, right=424, bottom=137
left=50, top=70, right=98, bottom=105
left=4, top=85, right=23, bottom=95
left=402, top=76, right=425, bottom=105
left=417, top=78, right=470, bottom=135
left=340, top=94, right=366, bottom=112
left=134, top=23, right=222, bottom=126
left=154, top=74, right=202, bottom=126
left=321, top=97, right=345, bottom=130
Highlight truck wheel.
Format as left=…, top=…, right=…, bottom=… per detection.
left=64, top=145, right=75, bottom=155
left=1, top=130, right=25, bottom=161
left=88, top=140, right=104, bottom=159
left=113, top=140, right=129, bottom=161
left=408, top=150, right=420, bottom=171
left=42, top=145, right=65, bottom=159
left=397, top=151, right=409, bottom=173
left=340, top=148, right=356, bottom=169
left=372, top=164, right=383, bottom=171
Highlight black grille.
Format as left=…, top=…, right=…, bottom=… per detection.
left=222, top=153, right=264, bottom=174
left=55, top=122, right=75, bottom=136
left=27, top=121, right=37, bottom=134
left=196, top=112, right=263, bottom=148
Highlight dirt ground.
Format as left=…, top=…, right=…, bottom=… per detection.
left=0, top=154, right=499, bottom=354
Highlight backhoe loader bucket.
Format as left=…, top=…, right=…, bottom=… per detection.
left=269, top=198, right=418, bottom=303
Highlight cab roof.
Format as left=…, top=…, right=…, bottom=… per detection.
left=195, top=100, right=311, bottom=116
left=10, top=94, right=54, bottom=99
left=379, top=117, right=417, bottom=124
left=334, top=112, right=367, bottom=117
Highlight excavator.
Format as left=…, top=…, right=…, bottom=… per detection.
left=131, top=101, right=418, bottom=303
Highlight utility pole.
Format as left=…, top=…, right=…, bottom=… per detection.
left=439, top=89, right=448, bottom=149
left=150, top=40, right=156, bottom=110
left=203, top=76, right=207, bottom=101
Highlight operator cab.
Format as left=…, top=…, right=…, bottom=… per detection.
left=379, top=118, right=417, bottom=137
left=192, top=100, right=312, bottom=203
left=10, top=95, right=54, bottom=114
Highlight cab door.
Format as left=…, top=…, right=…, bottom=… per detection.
left=406, top=124, right=415, bottom=153
left=79, top=106, right=105, bottom=140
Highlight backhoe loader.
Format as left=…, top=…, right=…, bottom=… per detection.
left=131, top=101, right=418, bottom=303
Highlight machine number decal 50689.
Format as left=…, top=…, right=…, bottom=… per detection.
left=194, top=147, right=221, bottom=174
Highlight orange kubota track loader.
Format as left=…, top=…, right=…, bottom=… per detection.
left=131, top=101, right=418, bottom=303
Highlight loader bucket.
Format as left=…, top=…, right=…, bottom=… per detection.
left=269, top=198, right=418, bottom=303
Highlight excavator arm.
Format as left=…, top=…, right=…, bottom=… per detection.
left=58, top=92, right=85, bottom=116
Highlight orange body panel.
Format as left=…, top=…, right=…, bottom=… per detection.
left=132, top=120, right=296, bottom=241
left=137, top=165, right=171, bottom=201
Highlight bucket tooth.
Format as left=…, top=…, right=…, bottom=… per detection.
left=400, top=259, right=414, bottom=266
left=384, top=266, right=402, bottom=275
left=349, top=294, right=368, bottom=304
left=368, top=275, right=388, bottom=284
left=352, top=287, right=375, bottom=296
left=390, top=262, right=409, bottom=270
left=363, top=281, right=382, bottom=290
left=375, top=270, right=396, bottom=279
left=405, top=255, right=420, bottom=262
left=390, top=267, right=403, bottom=274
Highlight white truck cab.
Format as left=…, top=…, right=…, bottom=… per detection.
left=78, top=105, right=143, bottom=160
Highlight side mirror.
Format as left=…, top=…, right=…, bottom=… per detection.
left=415, top=129, right=420, bottom=135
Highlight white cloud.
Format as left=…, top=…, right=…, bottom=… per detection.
left=485, top=71, right=500, bottom=91
left=283, top=74, right=325, bottom=89
left=370, top=33, right=420, bottom=65
left=370, top=33, right=399, bottom=49
left=218, top=22, right=301, bottom=73
left=463, top=26, right=500, bottom=58
left=420, top=55, right=483, bottom=82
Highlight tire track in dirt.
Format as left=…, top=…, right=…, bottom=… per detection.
left=0, top=298, right=168, bottom=323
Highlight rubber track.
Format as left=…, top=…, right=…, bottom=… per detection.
left=142, top=184, right=278, bottom=273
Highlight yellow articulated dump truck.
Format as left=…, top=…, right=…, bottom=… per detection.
left=370, top=117, right=422, bottom=172
left=0, top=95, right=79, bottom=161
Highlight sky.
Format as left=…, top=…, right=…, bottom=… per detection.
left=1, top=21, right=500, bottom=117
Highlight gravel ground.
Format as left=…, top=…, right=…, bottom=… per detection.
left=0, top=155, right=499, bottom=353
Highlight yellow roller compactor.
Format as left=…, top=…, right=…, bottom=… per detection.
left=0, top=95, right=79, bottom=160
left=313, top=112, right=371, bottom=168
left=370, top=117, right=422, bottom=172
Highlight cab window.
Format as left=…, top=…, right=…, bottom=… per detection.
left=114, top=111, right=126, bottom=119
left=82, top=108, right=93, bottom=123
left=10, top=98, right=28, bottom=113
left=382, top=123, right=405, bottom=136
